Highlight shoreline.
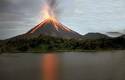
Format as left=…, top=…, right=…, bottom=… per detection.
left=1, top=49, right=125, bottom=54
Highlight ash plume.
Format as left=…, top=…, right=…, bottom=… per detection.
left=43, top=0, right=60, bottom=19
left=47, top=0, right=57, bottom=8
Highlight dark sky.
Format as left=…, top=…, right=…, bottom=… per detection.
left=1, top=0, right=125, bottom=39
left=0, top=0, right=43, bottom=39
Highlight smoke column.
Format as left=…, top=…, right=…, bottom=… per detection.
left=42, top=0, right=60, bottom=20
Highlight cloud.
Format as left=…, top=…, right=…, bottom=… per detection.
left=1, top=0, right=125, bottom=39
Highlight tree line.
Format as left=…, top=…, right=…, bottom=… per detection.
left=0, top=35, right=125, bottom=53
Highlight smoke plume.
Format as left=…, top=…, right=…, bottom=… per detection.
left=42, top=0, right=60, bottom=19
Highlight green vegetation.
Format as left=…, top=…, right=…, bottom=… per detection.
left=0, top=34, right=125, bottom=53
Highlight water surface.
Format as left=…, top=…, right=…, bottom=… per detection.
left=0, top=51, right=125, bottom=80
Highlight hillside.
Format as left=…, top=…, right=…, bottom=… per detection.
left=83, top=33, right=110, bottom=39
left=0, top=34, right=125, bottom=53
left=27, top=19, right=82, bottom=39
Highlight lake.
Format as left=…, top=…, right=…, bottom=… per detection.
left=0, top=51, right=125, bottom=80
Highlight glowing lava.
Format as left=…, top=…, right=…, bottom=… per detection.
left=29, top=18, right=71, bottom=34
left=26, top=1, right=82, bottom=39
left=28, top=3, right=71, bottom=34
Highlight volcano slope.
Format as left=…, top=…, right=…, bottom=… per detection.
left=0, top=19, right=125, bottom=52
left=0, top=33, right=125, bottom=53
left=27, top=19, right=82, bottom=39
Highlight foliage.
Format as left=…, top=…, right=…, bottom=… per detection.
left=0, top=34, right=125, bottom=53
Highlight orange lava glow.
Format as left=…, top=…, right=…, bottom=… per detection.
left=28, top=3, right=72, bottom=34
left=29, top=18, right=71, bottom=33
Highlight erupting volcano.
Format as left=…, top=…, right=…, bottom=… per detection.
left=27, top=0, right=82, bottom=39
left=27, top=19, right=81, bottom=39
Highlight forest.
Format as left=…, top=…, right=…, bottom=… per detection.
left=0, top=34, right=125, bottom=53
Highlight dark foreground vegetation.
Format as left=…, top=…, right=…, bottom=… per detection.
left=0, top=34, right=125, bottom=53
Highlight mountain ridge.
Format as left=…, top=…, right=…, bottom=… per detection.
left=0, top=19, right=125, bottom=52
left=27, top=19, right=82, bottom=39
left=0, top=32, right=125, bottom=53
left=82, top=33, right=110, bottom=39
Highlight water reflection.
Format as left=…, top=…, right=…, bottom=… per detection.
left=41, top=53, right=59, bottom=80
left=0, top=51, right=125, bottom=80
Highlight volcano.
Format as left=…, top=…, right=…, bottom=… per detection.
left=27, top=19, right=82, bottom=39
